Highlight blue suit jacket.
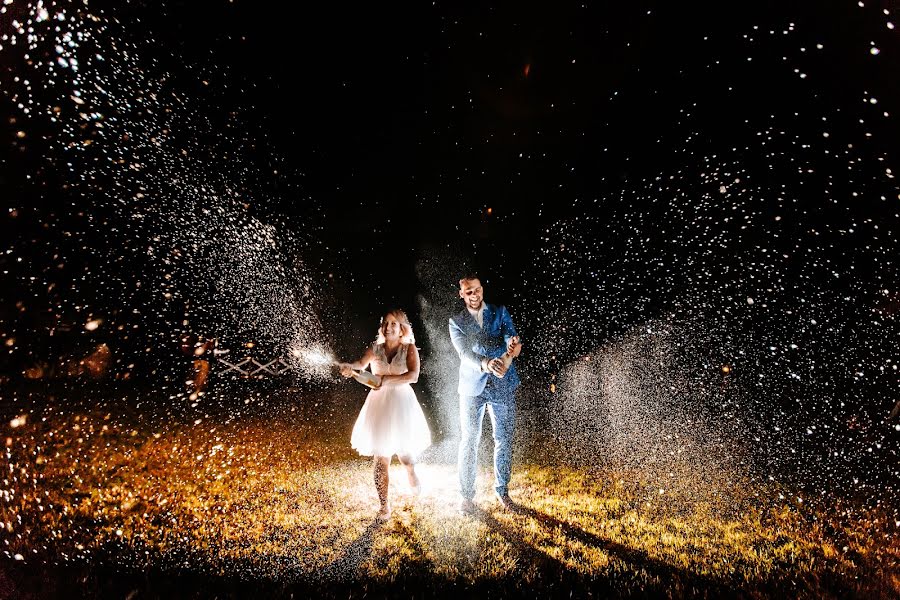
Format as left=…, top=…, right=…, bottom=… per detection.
left=449, top=303, right=521, bottom=397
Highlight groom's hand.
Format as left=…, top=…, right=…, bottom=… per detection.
left=488, top=358, right=508, bottom=377
left=507, top=336, right=522, bottom=358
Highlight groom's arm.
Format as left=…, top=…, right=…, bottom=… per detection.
left=449, top=317, right=486, bottom=371
left=498, top=306, right=520, bottom=347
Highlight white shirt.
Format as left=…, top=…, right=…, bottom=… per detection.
left=466, top=303, right=488, bottom=371
left=466, top=303, right=485, bottom=329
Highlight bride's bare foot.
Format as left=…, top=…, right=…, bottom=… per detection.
left=403, top=462, right=421, bottom=497
left=376, top=504, right=391, bottom=521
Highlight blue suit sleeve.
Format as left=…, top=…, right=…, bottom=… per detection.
left=499, top=306, right=519, bottom=347
left=449, top=317, right=484, bottom=370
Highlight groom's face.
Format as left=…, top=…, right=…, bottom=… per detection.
left=459, top=279, right=484, bottom=311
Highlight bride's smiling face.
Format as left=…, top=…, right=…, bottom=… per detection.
left=381, top=317, right=402, bottom=340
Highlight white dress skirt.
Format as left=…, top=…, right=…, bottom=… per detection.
left=351, top=343, right=432, bottom=457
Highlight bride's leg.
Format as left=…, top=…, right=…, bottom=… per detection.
left=374, top=456, right=391, bottom=516
left=398, top=454, right=420, bottom=492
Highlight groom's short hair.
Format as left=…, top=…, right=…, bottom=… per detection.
left=459, top=273, right=481, bottom=288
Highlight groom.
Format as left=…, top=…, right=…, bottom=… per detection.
left=449, top=274, right=522, bottom=514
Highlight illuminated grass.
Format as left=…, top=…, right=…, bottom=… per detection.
left=0, top=393, right=897, bottom=598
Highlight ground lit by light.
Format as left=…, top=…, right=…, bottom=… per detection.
left=1, top=391, right=897, bottom=597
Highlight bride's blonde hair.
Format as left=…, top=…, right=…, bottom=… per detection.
left=375, top=309, right=416, bottom=345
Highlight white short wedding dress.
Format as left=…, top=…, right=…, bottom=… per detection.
left=351, top=343, right=431, bottom=457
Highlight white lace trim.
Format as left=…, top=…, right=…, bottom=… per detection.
left=372, top=343, right=408, bottom=375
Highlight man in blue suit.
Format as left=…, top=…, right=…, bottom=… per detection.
left=449, top=274, right=522, bottom=514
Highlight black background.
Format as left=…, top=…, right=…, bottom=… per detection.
left=1, top=0, right=898, bottom=371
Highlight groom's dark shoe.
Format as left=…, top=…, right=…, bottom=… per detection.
left=458, top=498, right=476, bottom=515
left=495, top=493, right=517, bottom=511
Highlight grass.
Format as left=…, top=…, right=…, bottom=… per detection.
left=0, top=386, right=897, bottom=598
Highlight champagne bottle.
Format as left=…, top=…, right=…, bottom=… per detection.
left=494, top=352, right=513, bottom=379
left=335, top=361, right=382, bottom=389
left=350, top=369, right=382, bottom=390
left=494, top=336, right=519, bottom=379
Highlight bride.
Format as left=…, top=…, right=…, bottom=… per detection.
left=338, top=309, right=431, bottom=521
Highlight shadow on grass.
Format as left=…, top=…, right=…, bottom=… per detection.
left=477, top=503, right=736, bottom=598
left=319, top=520, right=382, bottom=581
left=0, top=506, right=887, bottom=599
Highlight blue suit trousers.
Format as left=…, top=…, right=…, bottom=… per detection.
left=457, top=378, right=516, bottom=499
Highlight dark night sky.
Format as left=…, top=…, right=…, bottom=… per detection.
left=170, top=0, right=899, bottom=311
left=150, top=0, right=898, bottom=250
left=1, top=0, right=898, bottom=371
left=5, top=1, right=898, bottom=245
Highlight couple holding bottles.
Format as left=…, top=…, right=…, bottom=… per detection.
left=338, top=274, right=523, bottom=521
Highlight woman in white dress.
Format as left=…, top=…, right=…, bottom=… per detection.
left=338, top=309, right=431, bottom=521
